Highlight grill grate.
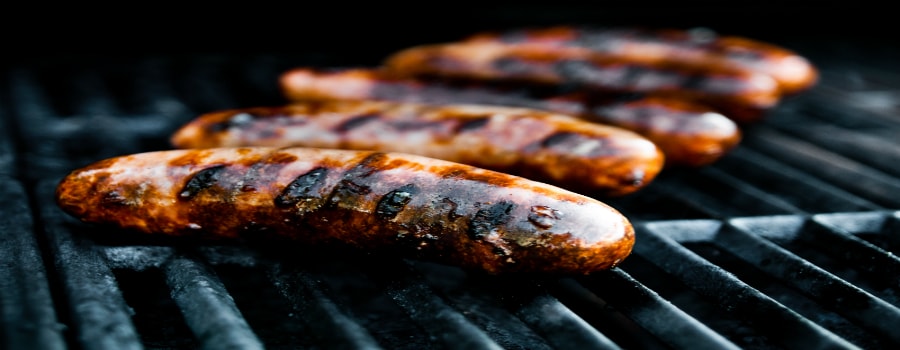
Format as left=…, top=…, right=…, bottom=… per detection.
left=2, top=39, right=900, bottom=350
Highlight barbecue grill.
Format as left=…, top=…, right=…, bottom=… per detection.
left=3, top=7, right=900, bottom=350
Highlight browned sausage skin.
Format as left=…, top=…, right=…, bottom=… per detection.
left=382, top=41, right=781, bottom=123
left=463, top=26, right=819, bottom=95
left=170, top=100, right=665, bottom=197
left=279, top=67, right=740, bottom=167
left=54, top=147, right=635, bottom=274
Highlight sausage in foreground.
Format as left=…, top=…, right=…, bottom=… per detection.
left=170, top=100, right=665, bottom=197
left=54, top=147, right=635, bottom=274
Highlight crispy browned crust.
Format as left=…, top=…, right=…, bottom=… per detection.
left=463, top=26, right=819, bottom=95
left=55, top=147, right=635, bottom=275
left=279, top=67, right=740, bottom=167
left=170, top=100, right=665, bottom=197
left=382, top=41, right=782, bottom=123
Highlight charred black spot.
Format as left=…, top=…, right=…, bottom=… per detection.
left=554, top=60, right=595, bottom=81
left=275, top=167, right=328, bottom=207
left=456, top=117, right=490, bottom=133
left=469, top=201, right=515, bottom=240
left=376, top=184, right=418, bottom=220
left=494, top=57, right=534, bottom=75
left=681, top=74, right=707, bottom=90
left=179, top=165, right=226, bottom=200
left=540, top=132, right=580, bottom=148
left=101, top=190, right=128, bottom=206
left=335, top=114, right=380, bottom=132
left=440, top=197, right=461, bottom=221
left=207, top=112, right=256, bottom=133
left=388, top=120, right=446, bottom=131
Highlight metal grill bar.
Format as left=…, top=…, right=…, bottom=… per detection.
left=513, top=293, right=621, bottom=350
left=35, top=180, right=143, bottom=350
left=266, top=264, right=384, bottom=349
left=164, top=257, right=264, bottom=350
left=714, top=147, right=880, bottom=212
left=0, top=180, right=66, bottom=350
left=636, top=222, right=857, bottom=349
left=574, top=269, right=740, bottom=350
left=744, top=127, right=900, bottom=207
left=376, top=266, right=505, bottom=350
left=718, top=220, right=900, bottom=344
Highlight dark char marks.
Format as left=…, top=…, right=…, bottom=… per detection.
left=179, top=165, right=226, bottom=200
left=335, top=114, right=380, bottom=132
left=469, top=201, right=515, bottom=240
left=275, top=167, right=329, bottom=207
left=376, top=184, right=418, bottom=220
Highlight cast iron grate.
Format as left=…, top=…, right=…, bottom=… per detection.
left=2, top=41, right=899, bottom=349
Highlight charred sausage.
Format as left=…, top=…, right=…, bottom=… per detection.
left=54, top=147, right=635, bottom=274
left=382, top=40, right=781, bottom=122
left=170, top=100, right=665, bottom=197
left=463, top=26, right=818, bottom=95
left=279, top=67, right=741, bottom=167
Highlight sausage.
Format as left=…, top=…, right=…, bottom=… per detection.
left=54, top=147, right=635, bottom=274
left=463, top=26, right=819, bottom=95
left=382, top=40, right=782, bottom=122
left=170, top=100, right=665, bottom=197
left=279, top=67, right=741, bottom=167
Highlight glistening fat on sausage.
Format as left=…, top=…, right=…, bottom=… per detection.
left=54, top=147, right=635, bottom=274
left=170, top=100, right=666, bottom=197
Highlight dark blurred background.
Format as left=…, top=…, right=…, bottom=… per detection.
left=2, top=1, right=891, bottom=66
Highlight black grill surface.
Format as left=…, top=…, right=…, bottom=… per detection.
left=3, top=27, right=900, bottom=349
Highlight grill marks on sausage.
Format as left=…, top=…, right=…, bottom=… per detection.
left=376, top=184, right=418, bottom=220
left=469, top=201, right=515, bottom=240
left=179, top=165, right=226, bottom=200
left=274, top=167, right=329, bottom=207
left=335, top=114, right=380, bottom=132
left=455, top=117, right=490, bottom=132
left=327, top=153, right=384, bottom=207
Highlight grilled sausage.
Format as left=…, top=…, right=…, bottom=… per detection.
left=382, top=41, right=781, bottom=122
left=54, top=147, right=635, bottom=274
left=463, top=26, right=818, bottom=95
left=170, top=100, right=665, bottom=197
left=280, top=67, right=740, bottom=166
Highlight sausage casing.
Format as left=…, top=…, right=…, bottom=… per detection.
left=382, top=41, right=781, bottom=122
left=463, top=26, right=818, bottom=95
left=54, top=147, right=635, bottom=274
left=170, top=100, right=665, bottom=197
left=280, top=67, right=740, bottom=167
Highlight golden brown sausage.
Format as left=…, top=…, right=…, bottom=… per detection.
left=54, top=147, right=635, bottom=274
left=382, top=40, right=781, bottom=122
left=279, top=67, right=740, bottom=167
left=170, top=100, right=665, bottom=197
left=463, top=26, right=819, bottom=95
